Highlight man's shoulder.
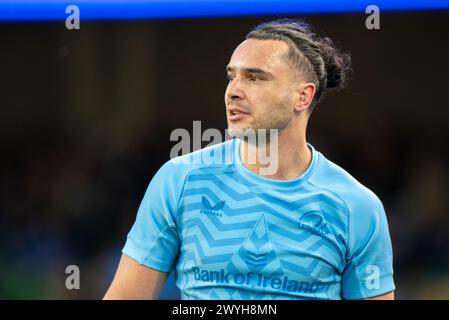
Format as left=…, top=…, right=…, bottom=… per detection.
left=310, top=149, right=384, bottom=215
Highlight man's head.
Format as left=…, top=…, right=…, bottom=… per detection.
left=225, top=19, right=351, bottom=137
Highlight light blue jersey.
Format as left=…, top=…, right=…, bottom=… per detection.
left=123, top=139, right=395, bottom=299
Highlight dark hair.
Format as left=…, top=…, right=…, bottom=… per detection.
left=246, top=18, right=351, bottom=112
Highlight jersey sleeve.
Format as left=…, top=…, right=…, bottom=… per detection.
left=341, top=190, right=395, bottom=299
left=122, top=160, right=185, bottom=273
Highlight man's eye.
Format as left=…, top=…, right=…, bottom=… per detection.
left=249, top=75, right=258, bottom=82
left=227, top=75, right=235, bottom=81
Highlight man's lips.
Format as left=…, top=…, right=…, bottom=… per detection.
left=228, top=113, right=249, bottom=121
left=227, top=105, right=250, bottom=122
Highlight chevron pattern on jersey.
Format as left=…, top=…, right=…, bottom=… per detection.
left=226, top=215, right=282, bottom=274
left=174, top=144, right=351, bottom=299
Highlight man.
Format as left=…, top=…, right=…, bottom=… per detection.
left=104, top=19, right=395, bottom=300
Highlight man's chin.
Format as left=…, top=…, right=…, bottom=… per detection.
left=227, top=126, right=250, bottom=138
left=227, top=126, right=282, bottom=146
left=227, top=126, right=263, bottom=141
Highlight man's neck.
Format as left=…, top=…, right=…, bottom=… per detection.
left=239, top=128, right=312, bottom=181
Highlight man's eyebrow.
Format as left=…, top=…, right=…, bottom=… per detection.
left=226, top=66, right=275, bottom=78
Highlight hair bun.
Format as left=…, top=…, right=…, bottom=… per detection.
left=318, top=37, right=351, bottom=89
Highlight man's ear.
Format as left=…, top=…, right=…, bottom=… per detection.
left=294, top=82, right=316, bottom=112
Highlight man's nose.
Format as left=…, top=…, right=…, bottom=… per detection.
left=226, top=77, right=245, bottom=102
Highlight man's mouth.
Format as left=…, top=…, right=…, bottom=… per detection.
left=228, top=108, right=249, bottom=122
left=229, top=114, right=247, bottom=122
left=230, top=110, right=244, bottom=115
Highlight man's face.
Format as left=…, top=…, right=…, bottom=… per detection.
left=225, top=38, right=299, bottom=137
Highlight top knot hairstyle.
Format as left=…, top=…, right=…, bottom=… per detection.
left=246, top=19, right=352, bottom=112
